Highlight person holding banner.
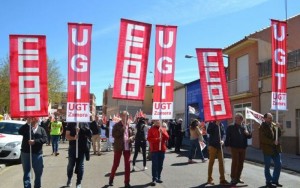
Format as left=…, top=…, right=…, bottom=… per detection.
left=206, top=120, right=230, bottom=185
left=19, top=117, right=48, bottom=188
left=225, top=113, right=252, bottom=185
left=109, top=111, right=135, bottom=188
left=259, top=113, right=283, bottom=188
left=147, top=120, right=169, bottom=186
left=188, top=119, right=206, bottom=163
left=65, top=122, right=92, bottom=188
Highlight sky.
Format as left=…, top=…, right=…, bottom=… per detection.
left=1, top=0, right=300, bottom=106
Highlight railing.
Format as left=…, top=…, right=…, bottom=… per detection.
left=259, top=49, right=300, bottom=77
left=227, top=75, right=254, bottom=96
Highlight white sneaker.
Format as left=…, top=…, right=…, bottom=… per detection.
left=143, top=166, right=148, bottom=170
left=132, top=166, right=135, bottom=172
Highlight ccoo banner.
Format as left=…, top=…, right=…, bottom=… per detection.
left=196, top=48, right=232, bottom=121
left=113, top=18, right=152, bottom=101
left=67, top=23, right=92, bottom=122
left=271, top=19, right=287, bottom=111
left=152, top=25, right=177, bottom=120
left=9, top=35, right=48, bottom=118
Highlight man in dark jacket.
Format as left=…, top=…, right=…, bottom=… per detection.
left=174, top=118, right=184, bottom=153
left=225, top=113, right=252, bottom=185
left=65, top=122, right=92, bottom=188
left=206, top=120, right=229, bottom=186
left=259, top=113, right=283, bottom=188
left=19, top=117, right=48, bottom=188
left=90, top=115, right=101, bottom=155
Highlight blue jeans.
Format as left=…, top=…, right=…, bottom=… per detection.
left=263, top=153, right=282, bottom=184
left=188, top=139, right=204, bottom=160
left=151, top=152, right=165, bottom=182
left=67, top=146, right=85, bottom=185
left=21, top=152, right=44, bottom=188
left=51, top=135, right=60, bottom=153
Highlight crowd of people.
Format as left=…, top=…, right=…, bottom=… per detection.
left=16, top=111, right=283, bottom=188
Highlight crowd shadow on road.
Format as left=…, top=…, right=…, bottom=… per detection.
left=190, top=183, right=249, bottom=188
left=104, top=171, right=125, bottom=177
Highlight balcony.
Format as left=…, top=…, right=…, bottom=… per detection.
left=227, top=75, right=255, bottom=100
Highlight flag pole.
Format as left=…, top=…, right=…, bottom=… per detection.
left=76, top=122, right=79, bottom=158
left=29, top=120, right=34, bottom=182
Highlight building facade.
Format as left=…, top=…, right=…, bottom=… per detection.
left=224, top=14, right=300, bottom=154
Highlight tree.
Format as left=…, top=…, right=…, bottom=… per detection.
left=0, top=57, right=65, bottom=113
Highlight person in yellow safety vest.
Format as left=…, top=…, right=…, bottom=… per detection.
left=50, top=116, right=63, bottom=156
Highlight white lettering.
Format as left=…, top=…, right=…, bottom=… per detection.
left=157, top=56, right=173, bottom=74
left=158, top=82, right=171, bottom=99
left=72, top=28, right=88, bottom=46
left=274, top=48, right=286, bottom=65
left=158, top=31, right=174, bottom=48
left=121, top=78, right=139, bottom=97
left=123, top=60, right=141, bottom=78
left=273, top=24, right=285, bottom=41
left=71, top=54, right=88, bottom=72
left=71, top=81, right=87, bottom=99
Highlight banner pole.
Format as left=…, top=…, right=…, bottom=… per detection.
left=76, top=122, right=79, bottom=158
left=218, top=123, right=225, bottom=173
left=275, top=110, right=279, bottom=141
left=29, top=122, right=33, bottom=182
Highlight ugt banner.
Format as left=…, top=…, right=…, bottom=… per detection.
left=9, top=35, right=48, bottom=118
left=196, top=48, right=232, bottom=121
left=113, top=19, right=152, bottom=101
left=152, top=25, right=177, bottom=120
left=67, top=23, right=92, bottom=122
left=271, top=19, right=287, bottom=110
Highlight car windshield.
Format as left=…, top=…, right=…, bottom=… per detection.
left=0, top=122, right=22, bottom=135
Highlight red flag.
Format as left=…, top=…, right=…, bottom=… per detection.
left=66, top=23, right=92, bottom=122
left=271, top=19, right=287, bottom=110
left=9, top=35, right=48, bottom=118
left=113, top=19, right=152, bottom=101
left=196, top=48, right=232, bottom=121
left=152, top=25, right=177, bottom=120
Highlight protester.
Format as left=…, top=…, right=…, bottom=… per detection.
left=102, top=119, right=112, bottom=151
left=109, top=111, right=135, bottom=188
left=90, top=115, right=101, bottom=155
left=44, top=116, right=52, bottom=146
left=18, top=117, right=48, bottom=188
left=65, top=122, right=92, bottom=188
left=188, top=119, right=206, bottom=163
left=259, top=113, right=283, bottom=188
left=61, top=120, right=68, bottom=143
left=132, top=117, right=148, bottom=171
left=147, top=120, right=169, bottom=186
left=50, top=116, right=63, bottom=156
left=225, top=113, right=252, bottom=185
left=206, top=120, right=230, bottom=185
left=167, top=119, right=176, bottom=149
left=174, top=118, right=184, bottom=153
left=199, top=119, right=209, bottom=158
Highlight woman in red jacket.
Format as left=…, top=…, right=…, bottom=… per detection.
left=147, top=120, right=169, bottom=186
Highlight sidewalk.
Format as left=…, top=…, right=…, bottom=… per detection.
left=182, top=137, right=300, bottom=174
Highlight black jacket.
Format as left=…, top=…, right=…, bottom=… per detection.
left=18, top=123, right=47, bottom=154
left=207, top=122, right=225, bottom=149
left=225, top=123, right=252, bottom=149
left=90, top=120, right=99, bottom=135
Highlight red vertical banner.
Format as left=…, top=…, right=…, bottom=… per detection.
left=67, top=23, right=92, bottom=122
left=152, top=25, right=177, bottom=120
left=9, top=35, right=48, bottom=118
left=196, top=48, right=232, bottom=121
left=113, top=19, right=152, bottom=101
left=271, top=19, right=287, bottom=110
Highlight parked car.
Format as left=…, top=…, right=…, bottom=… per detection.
left=0, top=120, right=25, bottom=162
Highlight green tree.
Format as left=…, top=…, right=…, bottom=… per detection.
left=0, top=57, right=65, bottom=113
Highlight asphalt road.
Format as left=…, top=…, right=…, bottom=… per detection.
left=1, top=142, right=300, bottom=188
